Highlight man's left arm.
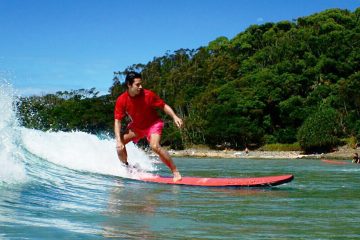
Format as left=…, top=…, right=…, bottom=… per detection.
left=163, top=104, right=183, bottom=129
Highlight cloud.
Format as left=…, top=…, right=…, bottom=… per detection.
left=257, top=17, right=264, bottom=22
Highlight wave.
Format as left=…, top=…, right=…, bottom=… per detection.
left=0, top=80, right=26, bottom=184
left=0, top=79, right=156, bottom=185
left=20, top=128, right=157, bottom=177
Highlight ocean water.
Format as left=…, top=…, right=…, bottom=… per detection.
left=1, top=81, right=360, bottom=239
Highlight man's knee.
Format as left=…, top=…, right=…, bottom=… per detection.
left=150, top=143, right=161, bottom=153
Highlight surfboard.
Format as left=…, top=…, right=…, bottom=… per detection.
left=137, top=174, right=294, bottom=187
left=321, top=159, right=350, bottom=165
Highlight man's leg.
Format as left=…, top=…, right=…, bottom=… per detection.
left=116, top=129, right=137, bottom=165
left=149, top=133, right=182, bottom=181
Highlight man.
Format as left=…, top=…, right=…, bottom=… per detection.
left=114, top=71, right=183, bottom=181
left=352, top=152, right=359, bottom=164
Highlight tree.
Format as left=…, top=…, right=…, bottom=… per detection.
left=297, top=107, right=341, bottom=153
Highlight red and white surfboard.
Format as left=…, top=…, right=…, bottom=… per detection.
left=137, top=174, right=294, bottom=187
left=321, top=159, right=350, bottom=165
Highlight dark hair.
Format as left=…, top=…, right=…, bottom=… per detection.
left=125, top=71, right=142, bottom=87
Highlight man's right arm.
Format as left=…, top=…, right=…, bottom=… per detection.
left=114, top=119, right=124, bottom=148
left=114, top=119, right=129, bottom=165
left=114, top=119, right=121, bottom=141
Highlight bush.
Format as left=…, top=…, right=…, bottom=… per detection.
left=344, top=136, right=358, bottom=149
left=261, top=143, right=301, bottom=151
left=162, top=124, right=184, bottom=150
left=297, top=107, right=341, bottom=153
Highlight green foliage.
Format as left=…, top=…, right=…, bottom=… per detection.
left=17, top=89, right=113, bottom=133
left=17, top=7, right=360, bottom=152
left=297, top=107, right=341, bottom=153
left=261, top=143, right=301, bottom=151
left=162, top=123, right=184, bottom=150
left=343, top=136, right=358, bottom=149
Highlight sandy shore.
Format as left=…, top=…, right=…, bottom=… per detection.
left=168, top=145, right=358, bottom=160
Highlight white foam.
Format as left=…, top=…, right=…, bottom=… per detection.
left=0, top=80, right=26, bottom=184
left=20, top=128, right=157, bottom=177
left=0, top=77, right=156, bottom=183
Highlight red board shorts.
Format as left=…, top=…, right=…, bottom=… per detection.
left=128, top=120, right=164, bottom=143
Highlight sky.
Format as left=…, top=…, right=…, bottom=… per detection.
left=0, top=0, right=359, bottom=96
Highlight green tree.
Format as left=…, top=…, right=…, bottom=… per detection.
left=297, top=107, right=341, bottom=153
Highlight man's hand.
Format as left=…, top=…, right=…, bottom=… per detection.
left=163, top=104, right=184, bottom=129
left=116, top=141, right=128, bottom=166
left=116, top=141, right=125, bottom=151
left=173, top=116, right=183, bottom=129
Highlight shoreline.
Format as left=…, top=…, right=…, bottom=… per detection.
left=168, top=146, right=358, bottom=160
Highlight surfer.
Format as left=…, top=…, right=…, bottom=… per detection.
left=114, top=71, right=183, bottom=181
left=352, top=153, right=359, bottom=164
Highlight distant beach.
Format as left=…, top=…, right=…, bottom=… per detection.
left=168, top=145, right=358, bottom=160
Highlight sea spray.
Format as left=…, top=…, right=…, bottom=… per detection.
left=20, top=128, right=157, bottom=177
left=0, top=79, right=156, bottom=181
left=0, top=80, right=26, bottom=184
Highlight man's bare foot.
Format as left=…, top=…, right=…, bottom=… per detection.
left=173, top=171, right=182, bottom=182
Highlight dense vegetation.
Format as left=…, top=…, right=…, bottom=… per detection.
left=18, top=8, right=360, bottom=152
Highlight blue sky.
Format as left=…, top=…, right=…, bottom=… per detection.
left=0, top=0, right=359, bottom=96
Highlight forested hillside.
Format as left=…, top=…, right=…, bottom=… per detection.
left=18, top=8, right=360, bottom=152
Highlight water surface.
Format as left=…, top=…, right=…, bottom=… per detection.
left=1, top=81, right=359, bottom=239
left=2, top=154, right=360, bottom=239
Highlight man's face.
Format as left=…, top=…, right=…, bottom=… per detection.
left=128, top=78, right=143, bottom=96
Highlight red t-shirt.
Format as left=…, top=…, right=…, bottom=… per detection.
left=114, top=89, right=165, bottom=130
